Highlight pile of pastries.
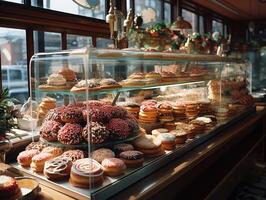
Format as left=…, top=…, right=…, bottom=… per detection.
left=39, top=66, right=211, bottom=93
left=39, top=101, right=140, bottom=145
left=0, top=175, right=22, bottom=200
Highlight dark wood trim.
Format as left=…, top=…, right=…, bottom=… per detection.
left=61, top=33, right=67, bottom=50
left=161, top=0, right=165, bottom=22
left=0, top=1, right=109, bottom=38
left=26, top=29, right=34, bottom=95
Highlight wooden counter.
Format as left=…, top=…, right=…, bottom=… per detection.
left=1, top=107, right=265, bottom=200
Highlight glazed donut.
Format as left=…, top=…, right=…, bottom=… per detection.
left=101, top=158, right=126, bottom=176
left=17, top=149, right=40, bottom=167
left=44, top=157, right=72, bottom=180
left=30, top=152, right=53, bottom=172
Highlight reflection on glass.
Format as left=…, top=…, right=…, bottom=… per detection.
left=96, top=38, right=113, bottom=48
left=135, top=0, right=162, bottom=26
left=67, top=34, right=92, bottom=49
left=31, top=0, right=106, bottom=20
left=164, top=2, right=171, bottom=24
left=212, top=20, right=223, bottom=34
left=0, top=27, right=28, bottom=104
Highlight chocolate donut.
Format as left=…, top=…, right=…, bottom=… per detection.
left=82, top=122, right=109, bottom=144
left=119, top=150, right=144, bottom=168
left=40, top=120, right=62, bottom=142
left=57, top=123, right=83, bottom=145
left=113, top=143, right=134, bottom=155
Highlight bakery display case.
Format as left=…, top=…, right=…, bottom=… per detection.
left=13, top=48, right=255, bottom=200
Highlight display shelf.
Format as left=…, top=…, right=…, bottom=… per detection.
left=12, top=107, right=256, bottom=200
left=40, top=133, right=141, bottom=150
left=35, top=79, right=209, bottom=97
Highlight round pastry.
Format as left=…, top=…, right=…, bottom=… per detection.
left=90, top=148, right=115, bottom=163
left=113, top=143, right=134, bottom=155
left=176, top=122, right=196, bottom=139
left=133, top=134, right=164, bottom=157
left=59, top=68, right=76, bottom=82
left=82, top=122, right=109, bottom=144
left=41, top=146, right=63, bottom=158
left=61, top=150, right=86, bottom=162
left=160, top=71, right=177, bottom=82
left=124, top=116, right=140, bottom=135
left=189, top=119, right=206, bottom=135
left=47, top=73, right=66, bottom=86
left=70, top=79, right=100, bottom=93
left=69, top=158, right=103, bottom=188
left=151, top=128, right=169, bottom=137
left=30, top=152, right=53, bottom=172
left=170, top=129, right=188, bottom=144
left=145, top=72, right=161, bottom=81
left=85, top=106, right=112, bottom=123
left=101, top=158, right=126, bottom=176
left=128, top=72, right=145, bottom=79
left=158, top=133, right=176, bottom=150
left=0, top=175, right=22, bottom=200
left=119, top=150, right=144, bottom=168
left=17, top=149, right=40, bottom=167
left=107, top=118, right=130, bottom=140
left=25, top=141, right=47, bottom=151
left=100, top=78, right=122, bottom=89
left=102, top=105, right=128, bottom=119
left=40, top=120, right=62, bottom=142
left=57, top=123, right=83, bottom=145
left=120, top=78, right=147, bottom=87
left=44, top=106, right=65, bottom=124
left=61, top=107, right=83, bottom=124
left=44, top=157, right=73, bottom=180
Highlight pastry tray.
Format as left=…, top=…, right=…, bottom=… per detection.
left=12, top=106, right=256, bottom=200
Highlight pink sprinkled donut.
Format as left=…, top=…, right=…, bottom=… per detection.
left=57, top=123, right=83, bottom=145
left=61, top=107, right=83, bottom=124
left=44, top=106, right=65, bottom=123
left=107, top=118, right=130, bottom=140
left=40, top=120, right=62, bottom=142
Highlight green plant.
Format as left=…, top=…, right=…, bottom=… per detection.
left=0, top=88, right=19, bottom=140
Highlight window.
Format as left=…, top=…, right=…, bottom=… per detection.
left=199, top=16, right=204, bottom=34
left=0, top=27, right=28, bottom=104
left=182, top=9, right=196, bottom=34
left=96, top=38, right=113, bottom=48
left=32, top=0, right=106, bottom=20
left=212, top=20, right=223, bottom=34
left=34, top=31, right=61, bottom=53
left=67, top=34, right=92, bottom=50
left=135, top=0, right=162, bottom=26
left=164, top=2, right=171, bottom=24
left=224, top=24, right=228, bottom=37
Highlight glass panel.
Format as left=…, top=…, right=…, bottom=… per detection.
left=0, top=27, right=28, bottom=104
left=164, top=2, right=171, bottom=24
left=199, top=16, right=204, bottom=34
left=212, top=20, right=223, bottom=34
left=67, top=34, right=92, bottom=49
left=96, top=38, right=113, bottom=48
left=32, top=0, right=106, bottom=20
left=34, top=31, right=61, bottom=53
left=3, top=0, right=23, bottom=3
left=182, top=9, right=197, bottom=33
left=135, top=0, right=162, bottom=27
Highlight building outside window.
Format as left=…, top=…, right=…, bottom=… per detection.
left=212, top=20, right=223, bottom=34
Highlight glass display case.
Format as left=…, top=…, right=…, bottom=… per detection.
left=14, top=48, right=254, bottom=200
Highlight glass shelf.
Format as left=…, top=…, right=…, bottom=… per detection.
left=35, top=79, right=210, bottom=96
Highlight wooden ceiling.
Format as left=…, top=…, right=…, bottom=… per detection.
left=191, top=0, right=266, bottom=20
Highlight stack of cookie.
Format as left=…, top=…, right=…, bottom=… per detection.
left=189, top=119, right=206, bottom=135
left=172, top=103, right=186, bottom=121
left=37, top=97, right=56, bottom=121
left=123, top=102, right=140, bottom=119
left=138, top=100, right=158, bottom=123
left=198, top=101, right=211, bottom=115
left=185, top=102, right=199, bottom=119
left=156, top=102, right=174, bottom=123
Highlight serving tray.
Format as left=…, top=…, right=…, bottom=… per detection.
left=12, top=106, right=256, bottom=200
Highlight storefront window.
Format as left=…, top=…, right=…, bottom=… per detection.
left=32, top=0, right=106, bottom=20
left=212, top=20, right=223, bottom=34
left=34, top=31, right=61, bottom=53
left=96, top=38, right=113, bottom=48
left=0, top=27, right=28, bottom=104
left=135, top=0, right=162, bottom=27
left=67, top=34, right=92, bottom=50
left=164, top=2, right=171, bottom=24
left=182, top=9, right=197, bottom=33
